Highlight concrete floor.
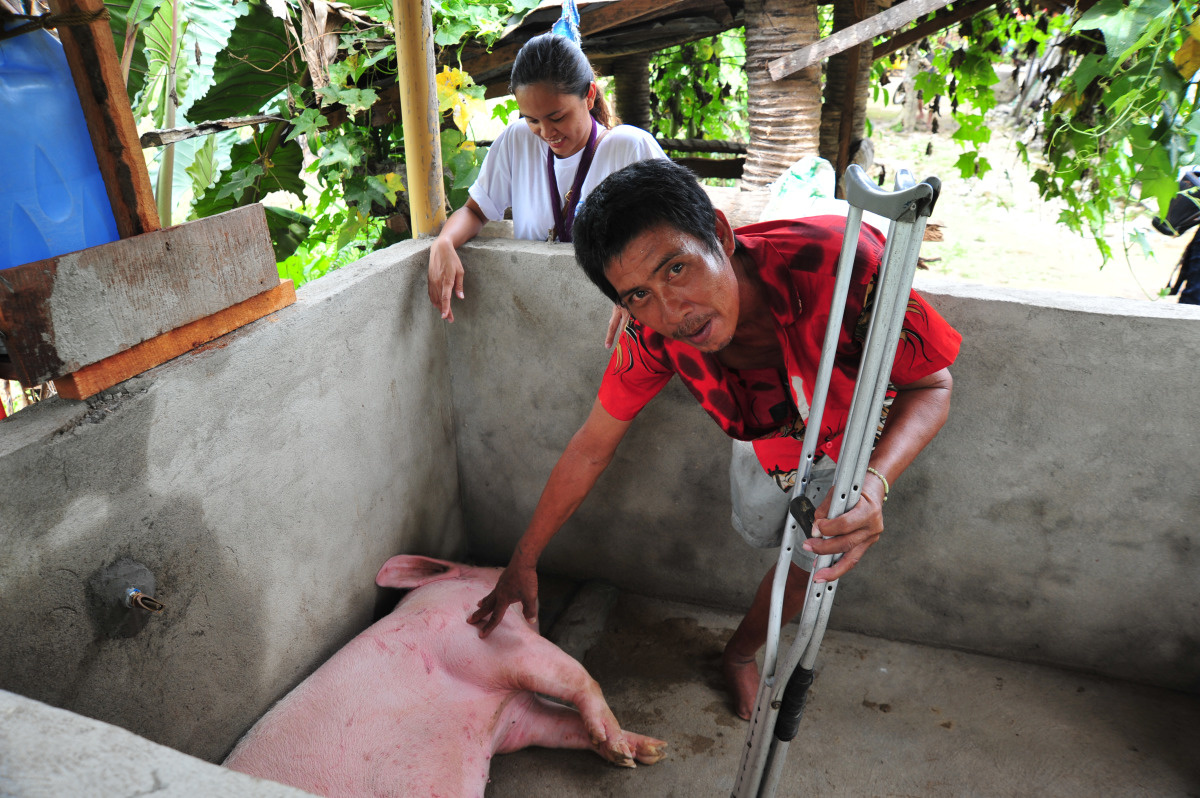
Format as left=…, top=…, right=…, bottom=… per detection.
left=486, top=586, right=1200, bottom=798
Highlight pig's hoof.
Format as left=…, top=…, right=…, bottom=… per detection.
left=601, top=738, right=636, bottom=768
left=628, top=733, right=668, bottom=765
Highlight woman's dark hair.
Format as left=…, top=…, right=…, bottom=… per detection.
left=510, top=32, right=614, bottom=128
left=572, top=159, right=722, bottom=304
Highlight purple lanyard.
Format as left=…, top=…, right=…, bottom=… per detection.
left=546, top=118, right=599, bottom=243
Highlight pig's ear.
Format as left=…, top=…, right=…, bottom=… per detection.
left=376, top=555, right=460, bottom=589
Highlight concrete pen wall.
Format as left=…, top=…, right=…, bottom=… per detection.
left=450, top=238, right=1200, bottom=694
left=1, top=233, right=1197, bottom=776
left=0, top=241, right=464, bottom=762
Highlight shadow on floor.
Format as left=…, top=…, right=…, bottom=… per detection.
left=486, top=589, right=1200, bottom=798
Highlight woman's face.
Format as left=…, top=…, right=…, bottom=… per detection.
left=513, top=81, right=597, bottom=159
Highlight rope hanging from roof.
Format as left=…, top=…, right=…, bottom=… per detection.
left=0, top=7, right=109, bottom=42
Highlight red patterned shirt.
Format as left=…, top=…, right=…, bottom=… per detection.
left=597, top=216, right=962, bottom=490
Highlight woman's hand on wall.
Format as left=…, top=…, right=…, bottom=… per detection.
left=429, top=238, right=466, bottom=322
left=428, top=200, right=488, bottom=323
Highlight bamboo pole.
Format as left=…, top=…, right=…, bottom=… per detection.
left=393, top=0, right=446, bottom=236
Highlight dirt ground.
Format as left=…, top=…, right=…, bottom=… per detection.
left=862, top=103, right=1191, bottom=302
left=713, top=102, right=1191, bottom=304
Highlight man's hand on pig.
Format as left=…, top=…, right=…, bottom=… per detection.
left=469, top=562, right=538, bottom=637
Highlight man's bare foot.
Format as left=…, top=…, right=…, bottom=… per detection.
left=722, top=644, right=761, bottom=720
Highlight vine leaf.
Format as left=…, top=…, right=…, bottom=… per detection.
left=1075, top=0, right=1174, bottom=62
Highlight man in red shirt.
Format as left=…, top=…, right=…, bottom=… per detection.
left=470, top=159, right=960, bottom=719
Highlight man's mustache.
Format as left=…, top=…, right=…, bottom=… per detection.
left=672, top=314, right=712, bottom=340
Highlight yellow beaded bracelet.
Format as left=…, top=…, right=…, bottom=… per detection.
left=866, top=466, right=890, bottom=502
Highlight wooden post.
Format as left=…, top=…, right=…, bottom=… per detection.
left=47, top=0, right=160, bottom=238
left=393, top=0, right=446, bottom=237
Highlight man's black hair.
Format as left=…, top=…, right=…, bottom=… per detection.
left=572, top=159, right=721, bottom=304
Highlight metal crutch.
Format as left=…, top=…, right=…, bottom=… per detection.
left=732, top=164, right=940, bottom=798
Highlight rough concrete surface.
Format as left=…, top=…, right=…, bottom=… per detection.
left=0, top=239, right=465, bottom=761
left=449, top=239, right=1200, bottom=693
left=488, top=591, right=1200, bottom=798
left=0, top=690, right=314, bottom=798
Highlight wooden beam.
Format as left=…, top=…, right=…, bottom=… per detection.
left=671, top=156, right=744, bottom=180
left=139, top=115, right=287, bottom=148
left=580, top=0, right=698, bottom=38
left=48, top=0, right=160, bottom=237
left=0, top=205, right=280, bottom=385
left=55, top=280, right=297, bottom=400
left=658, top=138, right=748, bottom=154
left=768, top=0, right=956, bottom=81
left=873, top=0, right=998, bottom=60
left=461, top=0, right=699, bottom=88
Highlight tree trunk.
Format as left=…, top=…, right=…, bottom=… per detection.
left=741, top=0, right=821, bottom=194
left=612, top=52, right=651, bottom=131
left=819, top=0, right=876, bottom=172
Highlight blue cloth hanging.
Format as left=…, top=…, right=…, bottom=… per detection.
left=550, top=0, right=581, bottom=44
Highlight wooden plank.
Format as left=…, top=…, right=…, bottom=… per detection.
left=0, top=205, right=279, bottom=385
left=48, top=0, right=160, bottom=237
left=873, top=0, right=998, bottom=60
left=768, top=0, right=956, bottom=81
left=55, top=281, right=296, bottom=400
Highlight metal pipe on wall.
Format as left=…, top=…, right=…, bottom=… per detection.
left=392, top=0, right=446, bottom=236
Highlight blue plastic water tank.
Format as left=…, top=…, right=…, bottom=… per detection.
left=0, top=23, right=120, bottom=270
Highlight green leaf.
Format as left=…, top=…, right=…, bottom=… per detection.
left=263, top=206, right=315, bottom=260
left=105, top=0, right=163, bottom=102
left=191, top=123, right=305, bottom=217
left=216, top=164, right=265, bottom=199
left=136, top=1, right=190, bottom=128
left=336, top=210, right=372, bottom=250
left=433, top=21, right=471, bottom=46
left=188, top=0, right=302, bottom=121
left=1129, top=227, right=1153, bottom=261
left=185, top=134, right=218, bottom=200
left=285, top=108, right=329, bottom=143
left=317, top=137, right=363, bottom=170
left=175, top=0, right=247, bottom=120
left=1075, top=0, right=1174, bottom=61
left=1071, top=54, right=1107, bottom=92
left=316, top=85, right=380, bottom=115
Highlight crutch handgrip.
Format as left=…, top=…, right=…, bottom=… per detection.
left=842, top=164, right=933, bottom=221
left=774, top=665, right=814, bottom=742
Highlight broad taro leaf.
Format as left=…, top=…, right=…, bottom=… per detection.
left=136, top=1, right=190, bottom=128
left=176, top=0, right=248, bottom=121
left=185, top=133, right=219, bottom=203
left=187, top=0, right=302, bottom=122
left=105, top=0, right=163, bottom=104
left=263, top=206, right=315, bottom=261
left=191, top=122, right=305, bottom=218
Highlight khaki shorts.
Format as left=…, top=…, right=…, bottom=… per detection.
left=729, top=439, right=836, bottom=569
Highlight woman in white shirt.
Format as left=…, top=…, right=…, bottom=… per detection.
left=427, top=32, right=667, bottom=344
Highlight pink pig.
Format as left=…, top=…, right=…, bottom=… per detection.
left=224, top=555, right=666, bottom=797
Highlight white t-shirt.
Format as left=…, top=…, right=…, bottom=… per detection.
left=469, top=122, right=668, bottom=241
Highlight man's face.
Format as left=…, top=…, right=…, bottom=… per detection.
left=604, top=220, right=740, bottom=352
